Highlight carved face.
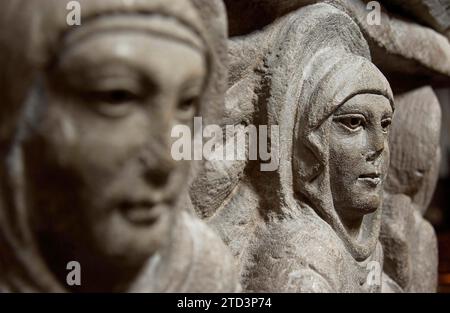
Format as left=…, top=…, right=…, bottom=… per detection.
left=329, top=94, right=393, bottom=224
left=23, top=31, right=206, bottom=273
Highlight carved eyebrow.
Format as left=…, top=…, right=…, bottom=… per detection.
left=333, top=111, right=366, bottom=117
left=180, top=72, right=207, bottom=94
left=52, top=60, right=151, bottom=91
left=333, top=107, right=369, bottom=121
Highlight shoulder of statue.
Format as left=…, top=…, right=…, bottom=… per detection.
left=177, top=211, right=241, bottom=292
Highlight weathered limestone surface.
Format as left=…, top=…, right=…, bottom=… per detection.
left=192, top=3, right=404, bottom=292
left=191, top=1, right=445, bottom=293
left=224, top=0, right=450, bottom=90
left=379, top=0, right=450, bottom=36
left=0, top=0, right=239, bottom=292
left=331, top=0, right=450, bottom=90
left=0, top=0, right=444, bottom=294
left=381, top=86, right=441, bottom=292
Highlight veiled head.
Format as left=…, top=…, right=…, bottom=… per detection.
left=293, top=49, right=394, bottom=259
left=0, top=0, right=226, bottom=291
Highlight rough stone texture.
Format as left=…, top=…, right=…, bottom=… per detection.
left=191, top=3, right=403, bottom=292
left=379, top=0, right=450, bottom=37
left=0, top=0, right=443, bottom=294
left=381, top=86, right=441, bottom=292
left=224, top=0, right=450, bottom=90
left=224, top=0, right=317, bottom=36
left=331, top=0, right=450, bottom=91
left=0, top=0, right=239, bottom=292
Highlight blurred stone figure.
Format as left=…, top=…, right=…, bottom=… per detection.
left=0, top=0, right=239, bottom=292
left=381, top=86, right=441, bottom=292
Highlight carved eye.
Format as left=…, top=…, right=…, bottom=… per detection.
left=90, top=89, right=138, bottom=105
left=381, top=118, right=392, bottom=132
left=348, top=117, right=363, bottom=129
left=85, top=89, right=140, bottom=118
left=415, top=169, right=425, bottom=178
left=334, top=115, right=365, bottom=131
left=177, top=96, right=198, bottom=120
left=179, top=97, right=197, bottom=111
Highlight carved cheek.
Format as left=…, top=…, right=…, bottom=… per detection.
left=347, top=130, right=367, bottom=165
left=330, top=134, right=353, bottom=180
left=382, top=141, right=390, bottom=177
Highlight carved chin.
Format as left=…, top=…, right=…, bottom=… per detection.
left=88, top=207, right=173, bottom=268
left=335, top=190, right=381, bottom=219
left=358, top=193, right=381, bottom=214
left=350, top=180, right=383, bottom=215
left=332, top=182, right=383, bottom=218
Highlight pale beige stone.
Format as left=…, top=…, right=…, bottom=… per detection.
left=224, top=0, right=450, bottom=90
left=381, top=86, right=441, bottom=292
left=379, top=0, right=450, bottom=36
left=0, top=0, right=239, bottom=293
left=192, top=3, right=402, bottom=292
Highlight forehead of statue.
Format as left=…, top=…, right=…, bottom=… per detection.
left=333, top=94, right=393, bottom=116
left=61, top=14, right=205, bottom=55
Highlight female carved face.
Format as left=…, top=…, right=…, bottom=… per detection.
left=23, top=30, right=206, bottom=283
left=328, top=94, right=393, bottom=226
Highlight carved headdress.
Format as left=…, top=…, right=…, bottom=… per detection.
left=257, top=3, right=393, bottom=261
left=292, top=50, right=394, bottom=261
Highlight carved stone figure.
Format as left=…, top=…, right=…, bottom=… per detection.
left=284, top=50, right=395, bottom=292
left=0, top=0, right=238, bottom=292
left=224, top=0, right=450, bottom=92
left=241, top=49, right=400, bottom=293
left=381, top=86, right=441, bottom=292
left=379, top=0, right=450, bottom=37
left=191, top=3, right=402, bottom=292
left=0, top=0, right=445, bottom=294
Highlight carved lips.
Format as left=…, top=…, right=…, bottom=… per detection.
left=118, top=199, right=169, bottom=226
left=358, top=173, right=382, bottom=187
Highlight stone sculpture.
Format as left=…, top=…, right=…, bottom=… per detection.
left=0, top=0, right=445, bottom=294
left=224, top=0, right=450, bottom=92
left=381, top=86, right=442, bottom=292
left=0, top=0, right=239, bottom=292
left=283, top=49, right=396, bottom=293
left=191, top=3, right=406, bottom=292
left=379, top=0, right=450, bottom=37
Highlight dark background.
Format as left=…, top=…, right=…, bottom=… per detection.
left=429, top=88, right=450, bottom=292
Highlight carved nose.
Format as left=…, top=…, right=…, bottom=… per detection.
left=366, top=147, right=383, bottom=163
left=139, top=146, right=177, bottom=189
left=144, top=167, right=172, bottom=188
left=366, top=131, right=385, bottom=163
